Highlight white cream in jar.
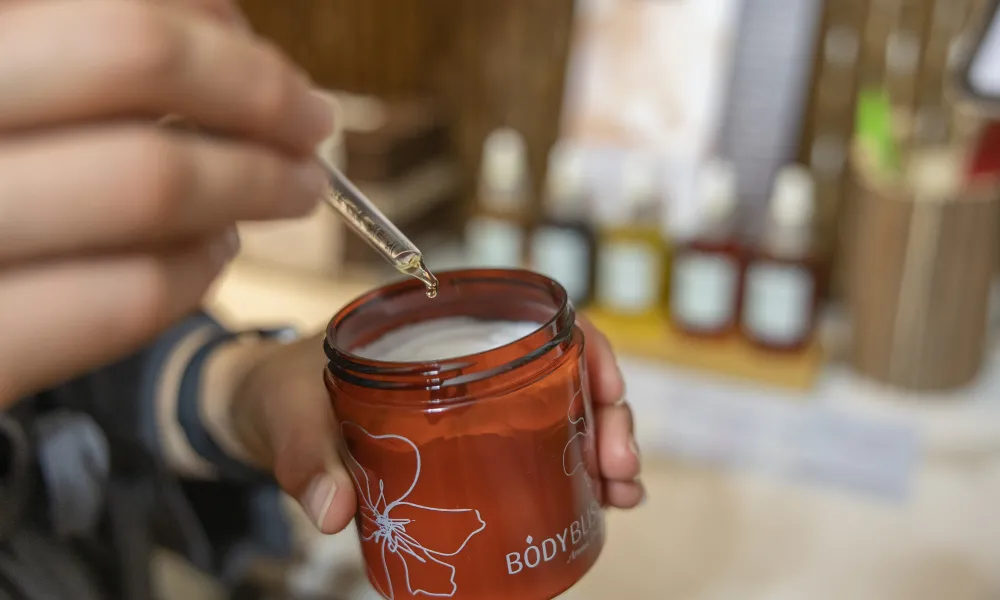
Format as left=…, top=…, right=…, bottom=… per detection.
left=353, top=317, right=540, bottom=362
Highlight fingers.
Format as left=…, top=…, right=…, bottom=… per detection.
left=241, top=336, right=357, bottom=535
left=595, top=402, right=640, bottom=482
left=595, top=400, right=644, bottom=509
left=0, top=0, right=331, bottom=153
left=0, top=231, right=238, bottom=406
left=577, top=315, right=646, bottom=508
left=0, top=126, right=326, bottom=262
left=604, top=479, right=645, bottom=509
left=577, top=316, right=625, bottom=405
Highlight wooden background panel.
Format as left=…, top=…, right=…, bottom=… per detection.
left=240, top=0, right=577, bottom=200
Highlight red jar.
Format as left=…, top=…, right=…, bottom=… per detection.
left=324, top=269, right=605, bottom=600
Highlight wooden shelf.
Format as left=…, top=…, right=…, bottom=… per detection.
left=584, top=309, right=825, bottom=391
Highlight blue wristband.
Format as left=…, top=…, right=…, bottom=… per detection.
left=176, top=329, right=295, bottom=483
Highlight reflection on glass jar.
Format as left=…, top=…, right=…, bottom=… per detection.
left=324, top=269, right=605, bottom=600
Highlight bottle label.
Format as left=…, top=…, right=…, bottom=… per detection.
left=531, top=227, right=591, bottom=303
left=742, top=262, right=814, bottom=346
left=467, top=216, right=524, bottom=268
left=670, top=251, right=739, bottom=331
left=596, top=241, right=661, bottom=313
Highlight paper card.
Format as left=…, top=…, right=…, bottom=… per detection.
left=561, top=0, right=741, bottom=156
left=558, top=0, right=743, bottom=233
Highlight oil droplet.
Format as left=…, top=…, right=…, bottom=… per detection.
left=401, top=257, right=439, bottom=300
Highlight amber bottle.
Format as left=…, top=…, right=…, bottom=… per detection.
left=530, top=143, right=597, bottom=307
left=740, top=165, right=822, bottom=352
left=669, top=159, right=744, bottom=338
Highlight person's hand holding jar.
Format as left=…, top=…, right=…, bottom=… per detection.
left=231, top=317, right=645, bottom=534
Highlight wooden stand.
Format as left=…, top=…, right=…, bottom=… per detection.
left=585, top=310, right=825, bottom=391
left=848, top=156, right=999, bottom=391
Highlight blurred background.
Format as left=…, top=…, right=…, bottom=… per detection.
left=187, top=0, right=1000, bottom=598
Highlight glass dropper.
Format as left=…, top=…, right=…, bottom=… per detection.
left=316, top=158, right=439, bottom=298
left=154, top=114, right=438, bottom=296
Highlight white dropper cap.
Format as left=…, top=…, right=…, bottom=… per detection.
left=481, top=127, right=528, bottom=197
left=546, top=142, right=587, bottom=203
left=698, top=158, right=737, bottom=220
left=770, top=164, right=815, bottom=228
left=621, top=153, right=657, bottom=202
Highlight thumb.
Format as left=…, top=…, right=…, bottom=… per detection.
left=269, top=391, right=356, bottom=535
left=240, top=335, right=357, bottom=534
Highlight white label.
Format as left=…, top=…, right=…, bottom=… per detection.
left=596, top=242, right=661, bottom=313
left=531, top=227, right=591, bottom=303
left=670, top=252, right=739, bottom=331
left=741, top=262, right=814, bottom=345
left=466, top=216, right=524, bottom=268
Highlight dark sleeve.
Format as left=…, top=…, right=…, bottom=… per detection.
left=36, top=311, right=295, bottom=586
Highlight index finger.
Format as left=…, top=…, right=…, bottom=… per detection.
left=577, top=316, right=626, bottom=405
left=0, top=0, right=331, bottom=153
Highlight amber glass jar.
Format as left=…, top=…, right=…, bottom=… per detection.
left=324, top=269, right=605, bottom=600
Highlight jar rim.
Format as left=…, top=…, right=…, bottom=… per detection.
left=324, top=268, right=576, bottom=397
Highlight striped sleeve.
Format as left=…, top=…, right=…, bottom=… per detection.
left=150, top=314, right=297, bottom=482
left=42, top=310, right=294, bottom=482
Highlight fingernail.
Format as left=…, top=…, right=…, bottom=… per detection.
left=224, top=228, right=241, bottom=258
left=290, top=160, right=327, bottom=209
left=301, top=473, right=337, bottom=530
left=296, top=90, right=334, bottom=146
left=208, top=232, right=238, bottom=266
left=614, top=394, right=627, bottom=407
left=629, top=436, right=641, bottom=460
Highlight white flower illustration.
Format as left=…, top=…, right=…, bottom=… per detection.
left=342, top=422, right=487, bottom=600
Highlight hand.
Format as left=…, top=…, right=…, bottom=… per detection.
left=0, top=0, right=333, bottom=404
left=233, top=317, right=645, bottom=534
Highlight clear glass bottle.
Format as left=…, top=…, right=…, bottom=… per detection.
left=530, top=143, right=597, bottom=307
left=466, top=128, right=531, bottom=268
left=593, top=154, right=668, bottom=319
left=324, top=269, right=604, bottom=600
left=740, top=165, right=823, bottom=352
left=669, top=159, right=744, bottom=338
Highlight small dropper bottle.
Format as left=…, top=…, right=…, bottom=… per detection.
left=669, top=159, right=744, bottom=337
left=740, top=165, right=822, bottom=352
left=530, top=143, right=597, bottom=307
left=466, top=127, right=531, bottom=268
left=593, top=154, right=668, bottom=319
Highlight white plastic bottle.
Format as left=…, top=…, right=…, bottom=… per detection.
left=466, top=128, right=531, bottom=268
left=530, top=143, right=596, bottom=306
